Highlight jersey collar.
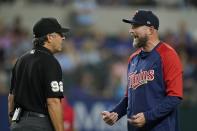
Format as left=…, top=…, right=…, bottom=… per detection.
left=34, top=46, right=53, bottom=56
left=139, top=41, right=162, bottom=59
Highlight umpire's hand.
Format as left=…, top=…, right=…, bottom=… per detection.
left=101, top=111, right=118, bottom=126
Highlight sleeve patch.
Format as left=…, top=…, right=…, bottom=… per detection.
left=51, top=81, right=64, bottom=92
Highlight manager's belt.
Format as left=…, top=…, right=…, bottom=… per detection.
left=23, top=111, right=46, bottom=118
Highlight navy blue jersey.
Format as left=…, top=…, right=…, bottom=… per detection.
left=124, top=42, right=183, bottom=131
left=110, top=42, right=183, bottom=131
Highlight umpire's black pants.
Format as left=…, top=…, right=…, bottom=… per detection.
left=10, top=115, right=54, bottom=131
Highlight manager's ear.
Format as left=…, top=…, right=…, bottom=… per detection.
left=148, top=26, right=155, bottom=35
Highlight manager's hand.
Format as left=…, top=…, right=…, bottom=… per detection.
left=101, top=111, right=118, bottom=126
left=128, top=112, right=146, bottom=128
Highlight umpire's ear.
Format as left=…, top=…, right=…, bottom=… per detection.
left=46, top=34, right=53, bottom=43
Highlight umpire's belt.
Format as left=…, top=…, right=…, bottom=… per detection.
left=23, top=111, right=46, bottom=118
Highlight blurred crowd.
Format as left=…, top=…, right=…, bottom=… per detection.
left=0, top=5, right=197, bottom=109
left=1, top=0, right=197, bottom=8
left=0, top=15, right=197, bottom=107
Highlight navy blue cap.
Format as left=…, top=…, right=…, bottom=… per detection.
left=122, top=10, right=159, bottom=30
left=33, top=17, right=70, bottom=38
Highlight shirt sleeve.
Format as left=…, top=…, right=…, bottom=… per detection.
left=42, top=57, right=64, bottom=98
left=156, top=44, right=183, bottom=98
left=144, top=96, right=182, bottom=122
left=143, top=44, right=183, bottom=123
left=10, top=60, right=19, bottom=94
left=161, top=49, right=183, bottom=97
left=110, top=96, right=128, bottom=120
left=10, top=67, right=16, bottom=94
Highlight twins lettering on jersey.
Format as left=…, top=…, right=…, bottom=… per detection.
left=128, top=70, right=154, bottom=89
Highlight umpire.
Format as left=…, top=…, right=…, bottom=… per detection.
left=8, top=17, right=70, bottom=131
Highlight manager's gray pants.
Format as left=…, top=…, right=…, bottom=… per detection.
left=10, top=115, right=54, bottom=131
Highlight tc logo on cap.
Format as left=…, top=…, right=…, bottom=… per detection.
left=134, top=10, right=139, bottom=16
left=147, top=21, right=151, bottom=24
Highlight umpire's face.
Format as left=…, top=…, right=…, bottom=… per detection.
left=47, top=32, right=65, bottom=53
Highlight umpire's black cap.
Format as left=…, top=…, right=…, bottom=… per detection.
left=33, top=17, right=70, bottom=38
left=122, top=10, right=159, bottom=30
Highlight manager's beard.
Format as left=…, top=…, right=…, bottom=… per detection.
left=133, top=36, right=148, bottom=48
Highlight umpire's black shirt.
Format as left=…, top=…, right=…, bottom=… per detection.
left=10, top=45, right=64, bottom=115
